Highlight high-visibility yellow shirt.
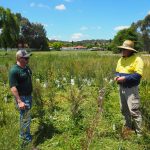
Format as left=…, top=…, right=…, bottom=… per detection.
left=116, top=54, right=144, bottom=76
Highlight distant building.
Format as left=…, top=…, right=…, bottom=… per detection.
left=60, top=45, right=88, bottom=51
left=61, top=47, right=74, bottom=50
left=74, top=46, right=87, bottom=50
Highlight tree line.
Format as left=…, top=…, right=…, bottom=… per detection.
left=0, top=7, right=48, bottom=50
left=49, top=14, right=150, bottom=53
left=48, top=39, right=111, bottom=51
left=110, top=14, right=150, bottom=53
left=0, top=6, right=150, bottom=53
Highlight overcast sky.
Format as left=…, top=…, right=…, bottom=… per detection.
left=0, top=0, right=150, bottom=41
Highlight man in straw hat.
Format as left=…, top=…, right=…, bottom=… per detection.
left=114, top=40, right=144, bottom=138
left=9, top=50, right=33, bottom=146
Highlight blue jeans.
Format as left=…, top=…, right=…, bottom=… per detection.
left=19, top=96, right=32, bottom=142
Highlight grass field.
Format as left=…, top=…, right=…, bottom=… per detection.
left=0, top=50, right=150, bottom=150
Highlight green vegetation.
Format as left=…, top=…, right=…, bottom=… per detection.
left=110, top=14, right=150, bottom=53
left=0, top=7, right=48, bottom=50
left=0, top=51, right=150, bottom=150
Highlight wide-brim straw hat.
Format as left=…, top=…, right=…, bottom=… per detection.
left=117, top=40, right=137, bottom=52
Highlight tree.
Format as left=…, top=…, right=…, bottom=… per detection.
left=110, top=27, right=139, bottom=53
left=19, top=17, right=32, bottom=47
left=110, top=14, right=150, bottom=53
left=135, top=14, right=150, bottom=53
left=0, top=7, right=49, bottom=50
left=52, top=42, right=62, bottom=50
left=0, top=8, right=19, bottom=50
left=0, top=7, right=5, bottom=28
left=6, top=10, right=19, bottom=48
left=29, top=23, right=48, bottom=50
left=18, top=17, right=48, bottom=50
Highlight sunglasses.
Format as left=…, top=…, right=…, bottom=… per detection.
left=21, top=57, right=29, bottom=60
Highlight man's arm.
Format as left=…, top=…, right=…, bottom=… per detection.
left=11, top=86, right=26, bottom=110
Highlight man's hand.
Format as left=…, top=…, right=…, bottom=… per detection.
left=116, top=76, right=126, bottom=83
left=114, top=76, right=119, bottom=81
left=18, top=101, right=26, bottom=110
left=10, top=87, right=26, bottom=110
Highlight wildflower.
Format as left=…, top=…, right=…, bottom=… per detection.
left=36, top=78, right=40, bottom=83
left=109, top=79, right=113, bottom=84
left=63, top=77, right=67, bottom=82
left=87, top=79, right=91, bottom=86
left=104, top=78, right=108, bottom=82
left=55, top=79, right=59, bottom=84
left=4, top=96, right=8, bottom=103
left=55, top=80, right=60, bottom=88
left=83, top=78, right=88, bottom=83
left=43, top=82, right=48, bottom=88
left=71, top=79, right=75, bottom=85
left=99, top=96, right=103, bottom=100
left=112, top=124, right=116, bottom=131
left=3, top=83, right=6, bottom=88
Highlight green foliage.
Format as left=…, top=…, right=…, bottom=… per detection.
left=0, top=8, right=19, bottom=50
left=52, top=42, right=63, bottom=50
left=110, top=14, right=150, bottom=54
left=110, top=27, right=139, bottom=53
left=140, top=80, right=150, bottom=129
left=134, top=14, right=150, bottom=52
left=20, top=21, right=49, bottom=50
left=0, top=51, right=150, bottom=149
left=0, top=6, right=48, bottom=50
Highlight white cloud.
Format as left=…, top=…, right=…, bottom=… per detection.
left=148, top=11, right=150, bottom=15
left=71, top=33, right=85, bottom=41
left=114, top=26, right=129, bottom=31
left=30, top=3, right=50, bottom=9
left=80, top=26, right=101, bottom=31
left=37, top=3, right=50, bottom=9
left=55, top=4, right=66, bottom=10
left=49, top=35, right=62, bottom=40
left=80, top=26, right=88, bottom=31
